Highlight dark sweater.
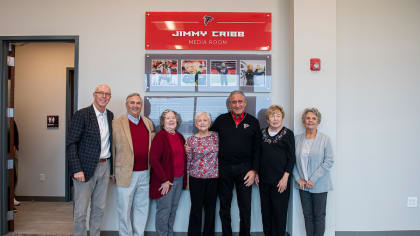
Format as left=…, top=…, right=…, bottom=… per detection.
left=259, top=127, right=296, bottom=184
left=7, top=121, right=19, bottom=153
left=210, top=112, right=261, bottom=170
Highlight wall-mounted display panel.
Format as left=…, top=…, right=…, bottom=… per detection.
left=144, top=96, right=271, bottom=138
left=145, top=54, right=271, bottom=93
left=145, top=12, right=271, bottom=50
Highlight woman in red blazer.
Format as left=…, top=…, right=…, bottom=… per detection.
left=149, top=109, right=187, bottom=236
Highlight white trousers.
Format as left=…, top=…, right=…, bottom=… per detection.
left=117, top=170, right=150, bottom=236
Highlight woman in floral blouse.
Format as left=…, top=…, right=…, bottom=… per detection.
left=186, top=112, right=219, bottom=236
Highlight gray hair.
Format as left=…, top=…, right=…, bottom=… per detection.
left=228, top=90, right=247, bottom=103
left=301, top=107, right=322, bottom=124
left=126, top=93, right=142, bottom=103
left=226, top=90, right=247, bottom=109
left=194, top=112, right=212, bottom=122
left=159, top=109, right=182, bottom=130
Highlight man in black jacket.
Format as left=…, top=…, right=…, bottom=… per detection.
left=210, top=90, right=261, bottom=236
left=67, top=84, right=113, bottom=236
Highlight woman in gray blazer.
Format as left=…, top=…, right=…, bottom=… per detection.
left=293, top=108, right=334, bottom=236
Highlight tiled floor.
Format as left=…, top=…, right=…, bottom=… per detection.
left=12, top=201, right=73, bottom=235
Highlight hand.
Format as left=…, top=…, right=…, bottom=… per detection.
left=255, top=174, right=260, bottom=186
left=296, top=179, right=306, bottom=190
left=243, top=170, right=256, bottom=187
left=159, top=181, right=173, bottom=195
left=306, top=180, right=314, bottom=189
left=184, top=143, right=191, bottom=153
left=277, top=175, right=289, bottom=193
left=74, top=171, right=85, bottom=182
left=186, top=175, right=190, bottom=190
left=110, top=176, right=116, bottom=184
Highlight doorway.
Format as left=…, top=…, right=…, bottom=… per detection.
left=0, top=36, right=79, bottom=234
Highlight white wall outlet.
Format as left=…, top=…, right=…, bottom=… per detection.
left=407, top=197, right=418, bottom=208
left=40, top=173, right=46, bottom=182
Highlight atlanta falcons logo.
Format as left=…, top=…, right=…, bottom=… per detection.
left=203, top=16, right=214, bottom=26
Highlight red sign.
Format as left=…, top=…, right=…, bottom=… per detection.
left=145, top=12, right=271, bottom=50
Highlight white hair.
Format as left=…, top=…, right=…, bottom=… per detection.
left=194, top=112, right=211, bottom=122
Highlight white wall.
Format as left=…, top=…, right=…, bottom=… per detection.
left=14, top=42, right=75, bottom=197
left=0, top=0, right=290, bottom=232
left=292, top=0, right=337, bottom=235
left=336, top=0, right=420, bottom=231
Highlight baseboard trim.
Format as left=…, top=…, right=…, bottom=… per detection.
left=100, top=232, right=265, bottom=236
left=336, top=231, right=420, bottom=236
left=15, top=196, right=66, bottom=202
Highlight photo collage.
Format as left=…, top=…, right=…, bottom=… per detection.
left=145, top=54, right=271, bottom=92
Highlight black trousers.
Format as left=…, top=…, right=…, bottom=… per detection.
left=218, top=163, right=252, bottom=236
left=299, top=190, right=328, bottom=236
left=259, top=181, right=291, bottom=236
left=188, top=176, right=218, bottom=236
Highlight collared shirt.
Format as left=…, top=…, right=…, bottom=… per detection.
left=93, top=105, right=111, bottom=159
left=128, top=113, right=140, bottom=125
left=232, top=111, right=245, bottom=126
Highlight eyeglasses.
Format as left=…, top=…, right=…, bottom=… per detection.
left=95, top=91, right=112, bottom=98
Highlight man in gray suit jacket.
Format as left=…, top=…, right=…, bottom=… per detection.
left=67, top=84, right=113, bottom=236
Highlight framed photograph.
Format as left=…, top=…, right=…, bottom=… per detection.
left=240, top=60, right=266, bottom=87
left=209, top=60, right=238, bottom=87
left=151, top=59, right=178, bottom=86
left=180, top=60, right=207, bottom=87
left=145, top=54, right=271, bottom=92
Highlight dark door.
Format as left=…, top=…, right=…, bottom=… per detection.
left=65, top=67, right=75, bottom=201
left=7, top=44, right=16, bottom=232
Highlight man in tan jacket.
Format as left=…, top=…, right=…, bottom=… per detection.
left=112, top=93, right=155, bottom=236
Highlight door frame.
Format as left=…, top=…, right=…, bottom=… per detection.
left=65, top=67, right=75, bottom=202
left=0, top=35, right=79, bottom=234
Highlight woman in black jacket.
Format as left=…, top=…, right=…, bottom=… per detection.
left=257, top=105, right=295, bottom=236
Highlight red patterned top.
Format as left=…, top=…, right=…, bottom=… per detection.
left=186, top=132, right=219, bottom=179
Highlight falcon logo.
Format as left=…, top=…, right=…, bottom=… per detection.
left=203, top=16, right=214, bottom=26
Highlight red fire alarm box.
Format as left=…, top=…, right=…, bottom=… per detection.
left=310, top=58, right=321, bottom=71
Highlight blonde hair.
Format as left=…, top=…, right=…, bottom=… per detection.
left=265, top=105, right=285, bottom=120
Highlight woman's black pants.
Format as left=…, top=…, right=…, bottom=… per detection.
left=259, top=181, right=291, bottom=236
left=188, top=176, right=218, bottom=236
